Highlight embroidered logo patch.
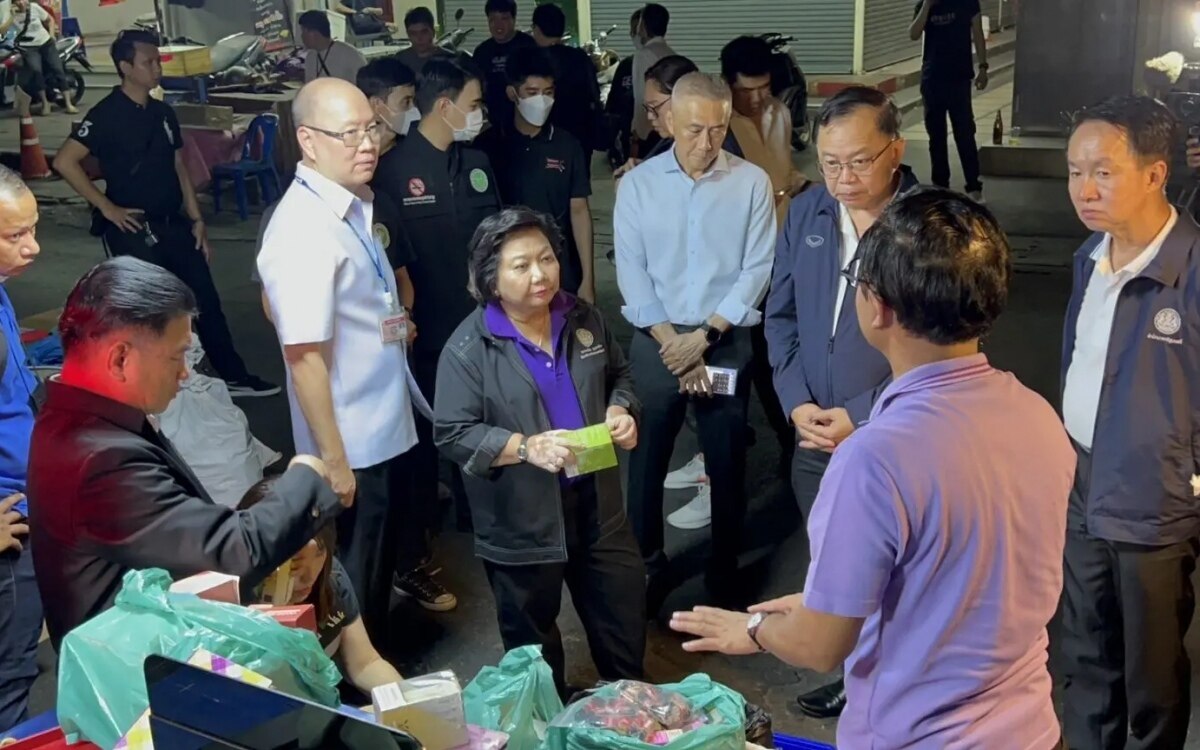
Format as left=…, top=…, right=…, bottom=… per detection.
left=545, top=158, right=567, bottom=173
left=1154, top=308, right=1182, bottom=336
left=408, top=178, right=426, bottom=197
left=805, top=235, right=824, bottom=247
left=575, top=328, right=595, bottom=348
left=470, top=168, right=490, bottom=193
left=372, top=223, right=390, bottom=249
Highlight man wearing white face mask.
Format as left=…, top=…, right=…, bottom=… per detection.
left=374, top=56, right=501, bottom=578
left=486, top=48, right=595, bottom=302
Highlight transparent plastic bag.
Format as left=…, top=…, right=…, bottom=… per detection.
left=57, top=568, right=342, bottom=748
left=544, top=674, right=745, bottom=750
left=462, top=646, right=564, bottom=750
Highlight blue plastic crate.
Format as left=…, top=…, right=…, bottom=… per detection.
left=773, top=733, right=836, bottom=750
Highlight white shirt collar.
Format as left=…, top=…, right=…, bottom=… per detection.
left=294, top=163, right=367, bottom=221
left=1091, top=206, right=1178, bottom=278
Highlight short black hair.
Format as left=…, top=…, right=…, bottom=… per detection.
left=59, top=257, right=198, bottom=355
left=357, top=57, right=416, bottom=101
left=506, top=47, right=555, bottom=88
left=110, top=29, right=159, bottom=79
left=630, top=8, right=643, bottom=26
left=531, top=4, right=566, bottom=38
left=720, top=36, right=773, bottom=84
left=404, top=6, right=435, bottom=29
left=485, top=0, right=517, bottom=17
left=416, top=57, right=481, bottom=115
left=1071, top=95, right=1180, bottom=167
left=468, top=207, right=565, bottom=304
left=298, top=10, right=331, bottom=38
left=641, top=3, right=670, bottom=37
left=645, top=55, right=697, bottom=93
left=857, top=188, right=1010, bottom=346
left=815, top=85, right=902, bottom=142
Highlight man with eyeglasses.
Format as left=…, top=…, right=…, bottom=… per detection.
left=763, top=85, right=918, bottom=720
left=257, top=78, right=430, bottom=644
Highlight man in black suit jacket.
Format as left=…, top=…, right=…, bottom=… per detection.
left=28, top=257, right=343, bottom=649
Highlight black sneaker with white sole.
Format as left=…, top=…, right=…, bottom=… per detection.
left=225, top=375, right=281, bottom=398
left=393, top=568, right=457, bottom=612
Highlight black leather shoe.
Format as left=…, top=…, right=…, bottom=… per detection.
left=796, top=679, right=846, bottom=719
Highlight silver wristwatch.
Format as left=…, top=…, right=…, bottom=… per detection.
left=747, top=611, right=770, bottom=653
left=516, top=437, right=529, bottom=462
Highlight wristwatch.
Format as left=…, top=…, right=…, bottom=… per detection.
left=699, top=323, right=722, bottom=345
left=747, top=612, right=771, bottom=653
left=516, top=437, right=529, bottom=463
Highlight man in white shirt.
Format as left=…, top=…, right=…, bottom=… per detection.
left=258, top=78, right=427, bottom=644
left=300, top=10, right=367, bottom=85
left=12, top=0, right=74, bottom=115
left=1060, top=95, right=1200, bottom=750
left=615, top=72, right=775, bottom=613
left=630, top=3, right=674, bottom=155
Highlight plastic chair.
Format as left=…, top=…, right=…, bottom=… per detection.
left=211, top=113, right=282, bottom=221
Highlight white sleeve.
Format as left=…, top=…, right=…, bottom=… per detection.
left=257, top=209, right=339, bottom=346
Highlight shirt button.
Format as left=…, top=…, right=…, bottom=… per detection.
left=545, top=362, right=552, bottom=368
left=311, top=507, right=320, bottom=518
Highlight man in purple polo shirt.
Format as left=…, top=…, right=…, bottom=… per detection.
left=671, top=189, right=1074, bottom=749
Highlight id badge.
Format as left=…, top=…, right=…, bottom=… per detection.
left=379, top=309, right=409, bottom=344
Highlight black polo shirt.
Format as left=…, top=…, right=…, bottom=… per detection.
left=472, top=32, right=537, bottom=128
left=490, top=124, right=590, bottom=294
left=544, top=44, right=602, bottom=152
left=70, top=87, right=184, bottom=218
left=371, top=130, right=501, bottom=357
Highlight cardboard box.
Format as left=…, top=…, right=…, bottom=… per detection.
left=249, top=603, right=317, bottom=633
left=169, top=572, right=240, bottom=604
left=562, top=424, right=619, bottom=478
left=158, top=44, right=213, bottom=77
left=372, top=672, right=467, bottom=750
left=172, top=103, right=235, bottom=131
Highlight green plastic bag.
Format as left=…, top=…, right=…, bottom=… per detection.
left=542, top=675, right=746, bottom=750
left=463, top=646, right=564, bottom=750
left=57, top=568, right=343, bottom=749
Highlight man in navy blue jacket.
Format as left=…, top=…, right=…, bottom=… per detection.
left=764, top=85, right=916, bottom=720
left=1060, top=95, right=1200, bottom=750
left=0, top=166, right=43, bottom=733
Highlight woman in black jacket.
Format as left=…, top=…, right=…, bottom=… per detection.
left=434, top=207, right=646, bottom=694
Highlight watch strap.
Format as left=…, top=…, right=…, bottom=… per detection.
left=747, top=612, right=770, bottom=653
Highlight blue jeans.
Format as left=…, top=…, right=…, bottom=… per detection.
left=0, top=540, right=42, bottom=732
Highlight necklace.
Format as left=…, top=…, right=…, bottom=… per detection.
left=510, top=314, right=551, bottom=352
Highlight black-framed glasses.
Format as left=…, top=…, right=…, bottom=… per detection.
left=642, top=99, right=668, bottom=118
left=839, top=256, right=866, bottom=288
left=818, top=139, right=898, bottom=179
left=301, top=122, right=383, bottom=147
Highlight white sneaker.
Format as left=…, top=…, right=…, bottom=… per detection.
left=968, top=190, right=985, bottom=204
left=667, top=485, right=712, bottom=530
left=664, top=454, right=707, bottom=489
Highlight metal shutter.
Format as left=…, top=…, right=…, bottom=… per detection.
left=589, top=0, right=855, bottom=75
left=863, top=0, right=922, bottom=71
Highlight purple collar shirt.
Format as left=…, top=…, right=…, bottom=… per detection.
left=484, top=292, right=587, bottom=434
left=803, top=354, right=1075, bottom=749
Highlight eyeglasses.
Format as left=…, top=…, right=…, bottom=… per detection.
left=818, top=139, right=898, bottom=179
left=643, top=99, right=668, bottom=118
left=839, top=257, right=866, bottom=289
left=302, top=122, right=383, bottom=147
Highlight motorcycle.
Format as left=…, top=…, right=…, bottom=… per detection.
left=133, top=14, right=271, bottom=91
left=584, top=23, right=620, bottom=105
left=437, top=8, right=473, bottom=55
left=761, top=32, right=809, bottom=150
left=0, top=34, right=88, bottom=108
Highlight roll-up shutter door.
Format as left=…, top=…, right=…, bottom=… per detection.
left=863, top=0, right=923, bottom=71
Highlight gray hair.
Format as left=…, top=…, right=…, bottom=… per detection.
left=670, top=72, right=732, bottom=107
left=0, top=165, right=32, bottom=204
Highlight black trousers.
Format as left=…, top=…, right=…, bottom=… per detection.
left=19, top=41, right=67, bottom=98
left=791, top=446, right=831, bottom=521
left=626, top=327, right=752, bottom=577
left=750, top=317, right=794, bottom=460
left=921, top=78, right=982, bottom=193
left=104, top=220, right=249, bottom=382
left=1060, top=444, right=1198, bottom=750
left=0, top=541, right=41, bottom=733
left=338, top=449, right=417, bottom=645
left=410, top=350, right=467, bottom=556
left=482, top=479, right=646, bottom=696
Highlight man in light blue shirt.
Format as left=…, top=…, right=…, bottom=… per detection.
left=614, top=72, right=775, bottom=610
left=0, top=166, right=43, bottom=733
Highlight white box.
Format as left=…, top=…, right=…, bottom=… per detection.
left=170, top=572, right=240, bottom=604
left=372, top=671, right=467, bottom=750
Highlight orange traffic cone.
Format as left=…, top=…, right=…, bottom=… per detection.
left=19, top=115, right=51, bottom=180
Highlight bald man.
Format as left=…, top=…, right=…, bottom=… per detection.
left=615, top=73, right=775, bottom=609
left=257, top=78, right=430, bottom=643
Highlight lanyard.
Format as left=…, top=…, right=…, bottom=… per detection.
left=293, top=176, right=394, bottom=308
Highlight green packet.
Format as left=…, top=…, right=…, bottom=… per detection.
left=562, top=423, right=618, bottom=478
